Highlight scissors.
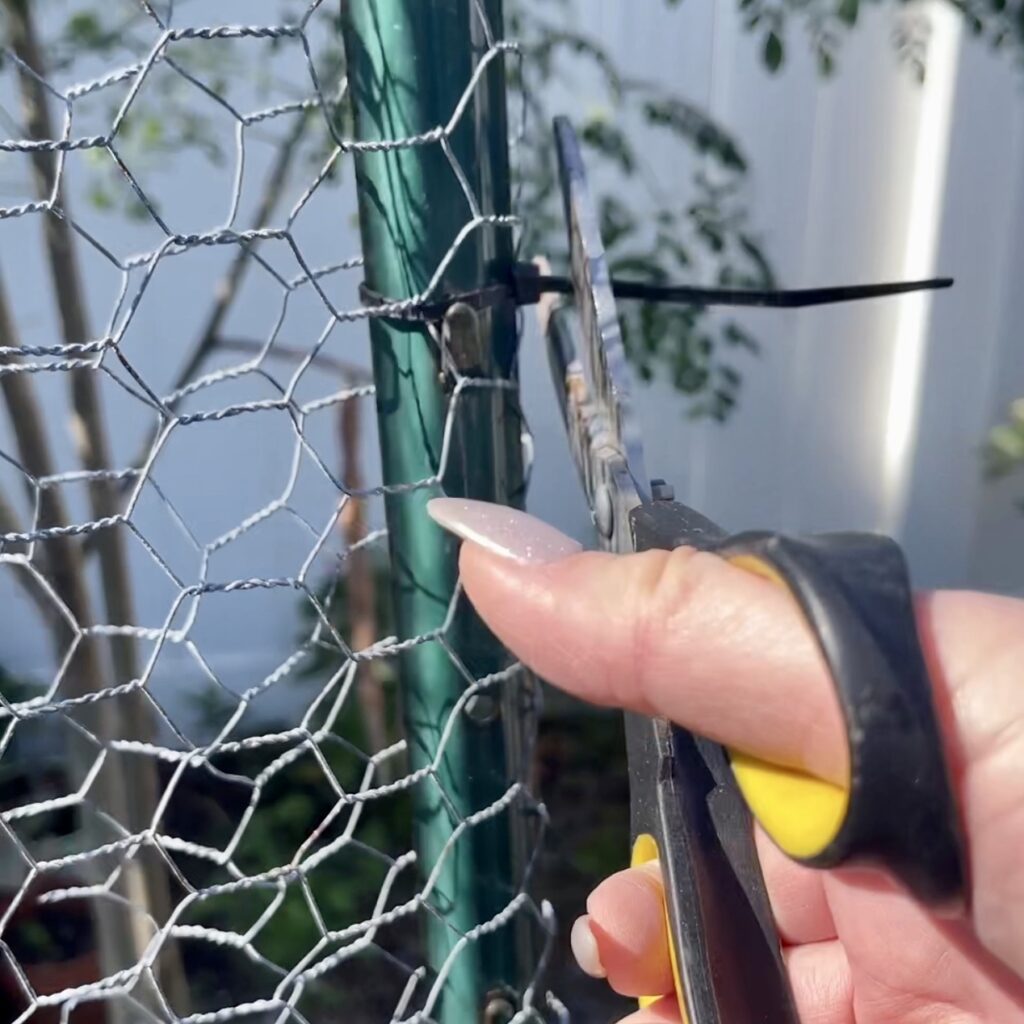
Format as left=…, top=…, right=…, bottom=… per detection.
left=538, top=116, right=967, bottom=1021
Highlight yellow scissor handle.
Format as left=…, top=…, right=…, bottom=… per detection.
left=724, top=552, right=850, bottom=862
left=631, top=833, right=686, bottom=1016
left=717, top=535, right=964, bottom=898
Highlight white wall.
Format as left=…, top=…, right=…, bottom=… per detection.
left=525, top=0, right=1024, bottom=595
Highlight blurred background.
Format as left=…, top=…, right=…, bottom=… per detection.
left=0, top=0, right=1021, bottom=1021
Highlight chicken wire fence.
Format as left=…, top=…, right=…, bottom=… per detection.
left=0, top=2, right=562, bottom=1022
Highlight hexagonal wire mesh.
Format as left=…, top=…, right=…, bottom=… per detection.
left=0, top=1, right=564, bottom=1021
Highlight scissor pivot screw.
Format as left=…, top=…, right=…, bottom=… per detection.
left=650, top=479, right=675, bottom=502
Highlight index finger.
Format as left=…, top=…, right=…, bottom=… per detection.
left=460, top=539, right=849, bottom=785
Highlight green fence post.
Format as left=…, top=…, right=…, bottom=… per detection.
left=340, top=2, right=529, bottom=1020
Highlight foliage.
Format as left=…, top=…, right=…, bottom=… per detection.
left=8, top=1, right=1024, bottom=422
left=0, top=663, right=42, bottom=706
left=34, top=0, right=777, bottom=420
left=984, top=398, right=1024, bottom=490
left=162, top=552, right=406, bottom=995
left=42, top=4, right=352, bottom=221
left=724, top=0, right=1024, bottom=82
left=509, top=0, right=774, bottom=419
left=0, top=667, right=80, bottom=877
left=506, top=0, right=1024, bottom=421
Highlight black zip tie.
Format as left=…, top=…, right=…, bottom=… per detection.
left=358, top=263, right=954, bottom=324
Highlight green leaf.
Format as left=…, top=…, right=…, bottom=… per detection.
left=764, top=31, right=785, bottom=72
left=581, top=118, right=635, bottom=175
left=984, top=415, right=1024, bottom=478
left=737, top=232, right=777, bottom=288
left=991, top=424, right=1024, bottom=454
left=698, top=222, right=725, bottom=252
left=141, top=115, right=164, bottom=148
left=66, top=12, right=105, bottom=48
left=642, top=98, right=747, bottom=171
left=599, top=196, right=636, bottom=248
left=87, top=180, right=114, bottom=212
left=837, top=0, right=859, bottom=28
left=610, top=254, right=669, bottom=282
left=724, top=323, right=759, bottom=353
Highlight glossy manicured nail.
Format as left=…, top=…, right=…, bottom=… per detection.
left=571, top=915, right=607, bottom=979
left=426, top=498, right=583, bottom=566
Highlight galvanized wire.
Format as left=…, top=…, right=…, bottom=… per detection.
left=0, top=2, right=557, bottom=1021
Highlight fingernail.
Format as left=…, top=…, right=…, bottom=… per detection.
left=426, top=498, right=583, bottom=566
left=570, top=915, right=606, bottom=979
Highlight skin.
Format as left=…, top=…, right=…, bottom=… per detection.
left=457, top=542, right=1024, bottom=1024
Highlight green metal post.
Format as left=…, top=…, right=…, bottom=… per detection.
left=340, top=2, right=528, bottom=1020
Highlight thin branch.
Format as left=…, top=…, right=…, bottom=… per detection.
left=0, top=257, right=154, bottom=1024
left=117, top=107, right=315, bottom=486
left=8, top=0, right=143, bottom=688
left=174, top=113, right=314, bottom=394
left=0, top=263, right=87, bottom=648
left=0, top=487, right=51, bottom=623
left=337, top=387, right=391, bottom=778
left=216, top=335, right=373, bottom=384
left=5, top=1, right=186, bottom=1012
left=214, top=336, right=386, bottom=769
left=219, top=337, right=387, bottom=766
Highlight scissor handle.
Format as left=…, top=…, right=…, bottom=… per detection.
left=626, top=498, right=966, bottom=1019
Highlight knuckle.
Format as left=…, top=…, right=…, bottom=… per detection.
left=629, top=546, right=715, bottom=705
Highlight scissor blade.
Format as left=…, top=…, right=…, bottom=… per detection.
left=554, top=115, right=650, bottom=504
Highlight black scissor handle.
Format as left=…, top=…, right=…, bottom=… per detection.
left=624, top=711, right=801, bottom=1021
left=625, top=498, right=966, bottom=1019
left=712, top=529, right=965, bottom=904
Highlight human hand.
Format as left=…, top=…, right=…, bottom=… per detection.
left=428, top=498, right=1024, bottom=1023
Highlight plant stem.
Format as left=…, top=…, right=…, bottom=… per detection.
left=117, top=108, right=314, bottom=488
left=0, top=262, right=155, bottom=1023
left=337, top=392, right=392, bottom=779
left=215, top=335, right=371, bottom=384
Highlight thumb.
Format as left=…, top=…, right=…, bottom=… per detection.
left=428, top=497, right=848, bottom=784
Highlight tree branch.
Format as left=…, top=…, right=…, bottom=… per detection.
left=218, top=337, right=386, bottom=766
left=5, top=1, right=186, bottom=1012
left=337, top=385, right=391, bottom=778
left=216, top=338, right=385, bottom=769
left=173, top=112, right=314, bottom=396
left=216, top=335, right=372, bottom=385
left=0, top=263, right=86, bottom=628
left=9, top=0, right=142, bottom=686
left=0, top=254, right=153, bottom=1022
left=116, top=107, right=315, bottom=488
left=0, top=487, right=51, bottom=624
